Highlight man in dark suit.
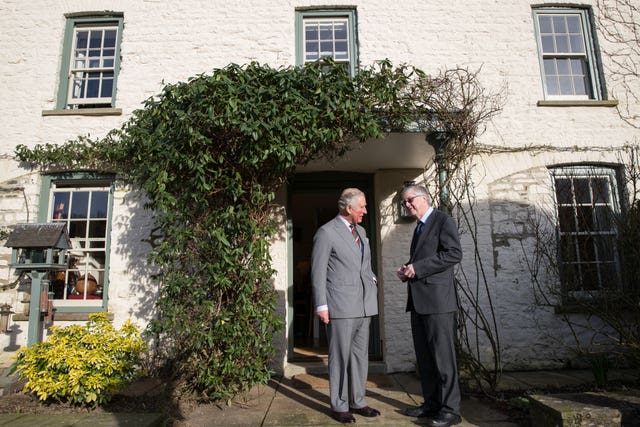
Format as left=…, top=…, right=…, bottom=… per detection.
left=311, top=188, right=380, bottom=424
left=397, top=184, right=463, bottom=427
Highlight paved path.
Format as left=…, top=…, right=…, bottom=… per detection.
left=1, top=368, right=638, bottom=426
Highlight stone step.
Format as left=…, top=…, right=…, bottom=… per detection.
left=529, top=391, right=640, bottom=427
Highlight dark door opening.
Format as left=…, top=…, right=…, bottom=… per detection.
left=289, top=172, right=381, bottom=361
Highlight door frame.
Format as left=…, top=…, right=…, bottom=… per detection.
left=287, top=172, right=381, bottom=359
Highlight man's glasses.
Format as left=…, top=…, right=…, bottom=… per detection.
left=402, top=195, right=424, bottom=206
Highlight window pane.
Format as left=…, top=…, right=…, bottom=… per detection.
left=556, top=58, right=571, bottom=75
left=88, top=220, right=107, bottom=238
left=555, top=178, right=572, bottom=203
left=68, top=220, right=87, bottom=239
left=320, top=41, right=333, bottom=56
left=319, top=24, right=332, bottom=40
left=569, top=35, right=585, bottom=53
left=71, top=192, right=89, bottom=218
left=76, top=31, right=88, bottom=49
left=89, top=240, right=106, bottom=249
left=577, top=235, right=595, bottom=261
left=539, top=15, right=552, bottom=33
left=305, top=25, right=318, bottom=40
left=573, top=76, right=587, bottom=96
left=593, top=206, right=613, bottom=230
left=599, top=263, right=618, bottom=288
left=74, top=57, right=86, bottom=68
left=546, top=76, right=559, bottom=95
left=334, top=22, right=347, bottom=39
left=559, top=76, right=574, bottom=95
left=591, top=178, right=610, bottom=203
left=560, top=235, right=577, bottom=261
left=595, top=236, right=615, bottom=262
left=52, top=192, right=70, bottom=220
left=334, top=41, right=348, bottom=59
left=573, top=178, right=591, bottom=203
left=104, top=30, right=117, bottom=47
left=566, top=15, right=581, bottom=33
left=556, top=35, right=570, bottom=53
left=570, top=58, right=586, bottom=75
left=90, top=191, right=109, bottom=218
left=552, top=16, right=567, bottom=33
left=100, top=76, right=113, bottom=98
left=558, top=206, right=576, bottom=232
left=86, top=77, right=100, bottom=98
left=580, top=263, right=599, bottom=290
left=89, top=30, right=103, bottom=48
left=541, top=35, right=555, bottom=53
left=576, top=205, right=593, bottom=231
left=543, top=59, right=557, bottom=75
left=92, top=251, right=106, bottom=265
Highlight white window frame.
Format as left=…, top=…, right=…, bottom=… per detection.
left=550, top=166, right=622, bottom=301
left=533, top=7, right=603, bottom=100
left=57, top=13, right=123, bottom=109
left=39, top=174, right=114, bottom=312
left=295, top=9, right=358, bottom=77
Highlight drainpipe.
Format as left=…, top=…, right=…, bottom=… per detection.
left=426, top=130, right=451, bottom=214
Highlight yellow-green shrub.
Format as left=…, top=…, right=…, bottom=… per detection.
left=14, top=312, right=147, bottom=406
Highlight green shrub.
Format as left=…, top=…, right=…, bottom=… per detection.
left=14, top=312, right=147, bottom=406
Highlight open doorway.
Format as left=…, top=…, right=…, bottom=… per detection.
left=288, top=172, right=381, bottom=361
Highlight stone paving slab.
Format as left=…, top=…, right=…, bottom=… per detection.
left=2, top=369, right=639, bottom=426
left=0, top=413, right=164, bottom=426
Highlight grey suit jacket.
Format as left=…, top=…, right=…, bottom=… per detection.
left=311, top=216, right=378, bottom=319
left=407, top=209, right=462, bottom=314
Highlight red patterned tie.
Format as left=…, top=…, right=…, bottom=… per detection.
left=350, top=224, right=361, bottom=247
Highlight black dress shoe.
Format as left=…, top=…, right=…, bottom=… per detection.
left=350, top=405, right=381, bottom=417
left=332, top=411, right=356, bottom=423
left=404, top=405, right=440, bottom=418
left=427, top=411, right=462, bottom=427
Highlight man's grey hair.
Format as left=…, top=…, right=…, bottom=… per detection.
left=401, top=185, right=431, bottom=204
left=338, top=188, right=365, bottom=212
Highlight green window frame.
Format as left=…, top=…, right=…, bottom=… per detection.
left=38, top=172, right=115, bottom=313
left=56, top=13, right=124, bottom=109
left=550, top=166, right=622, bottom=302
left=295, top=8, right=358, bottom=76
left=532, top=7, right=603, bottom=100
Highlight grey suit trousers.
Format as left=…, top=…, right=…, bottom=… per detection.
left=326, top=317, right=371, bottom=412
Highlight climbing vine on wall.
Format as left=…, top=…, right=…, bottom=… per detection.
left=15, top=59, right=504, bottom=399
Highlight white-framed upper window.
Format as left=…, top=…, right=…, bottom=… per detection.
left=550, top=166, right=621, bottom=300
left=39, top=174, right=114, bottom=311
left=57, top=13, right=123, bottom=109
left=533, top=7, right=602, bottom=100
left=295, top=9, right=357, bottom=76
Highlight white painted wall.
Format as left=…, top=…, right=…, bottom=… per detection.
left=0, top=0, right=637, bottom=372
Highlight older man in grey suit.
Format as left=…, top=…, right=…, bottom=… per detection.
left=311, top=188, right=380, bottom=424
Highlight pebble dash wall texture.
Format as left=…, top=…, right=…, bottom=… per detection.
left=0, top=0, right=638, bottom=373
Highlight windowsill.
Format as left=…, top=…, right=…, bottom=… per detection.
left=12, top=312, right=113, bottom=322
left=42, top=108, right=122, bottom=116
left=537, top=100, right=619, bottom=107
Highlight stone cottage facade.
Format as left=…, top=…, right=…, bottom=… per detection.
left=1, top=0, right=638, bottom=374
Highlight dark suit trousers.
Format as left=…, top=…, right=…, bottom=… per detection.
left=410, top=311, right=461, bottom=415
